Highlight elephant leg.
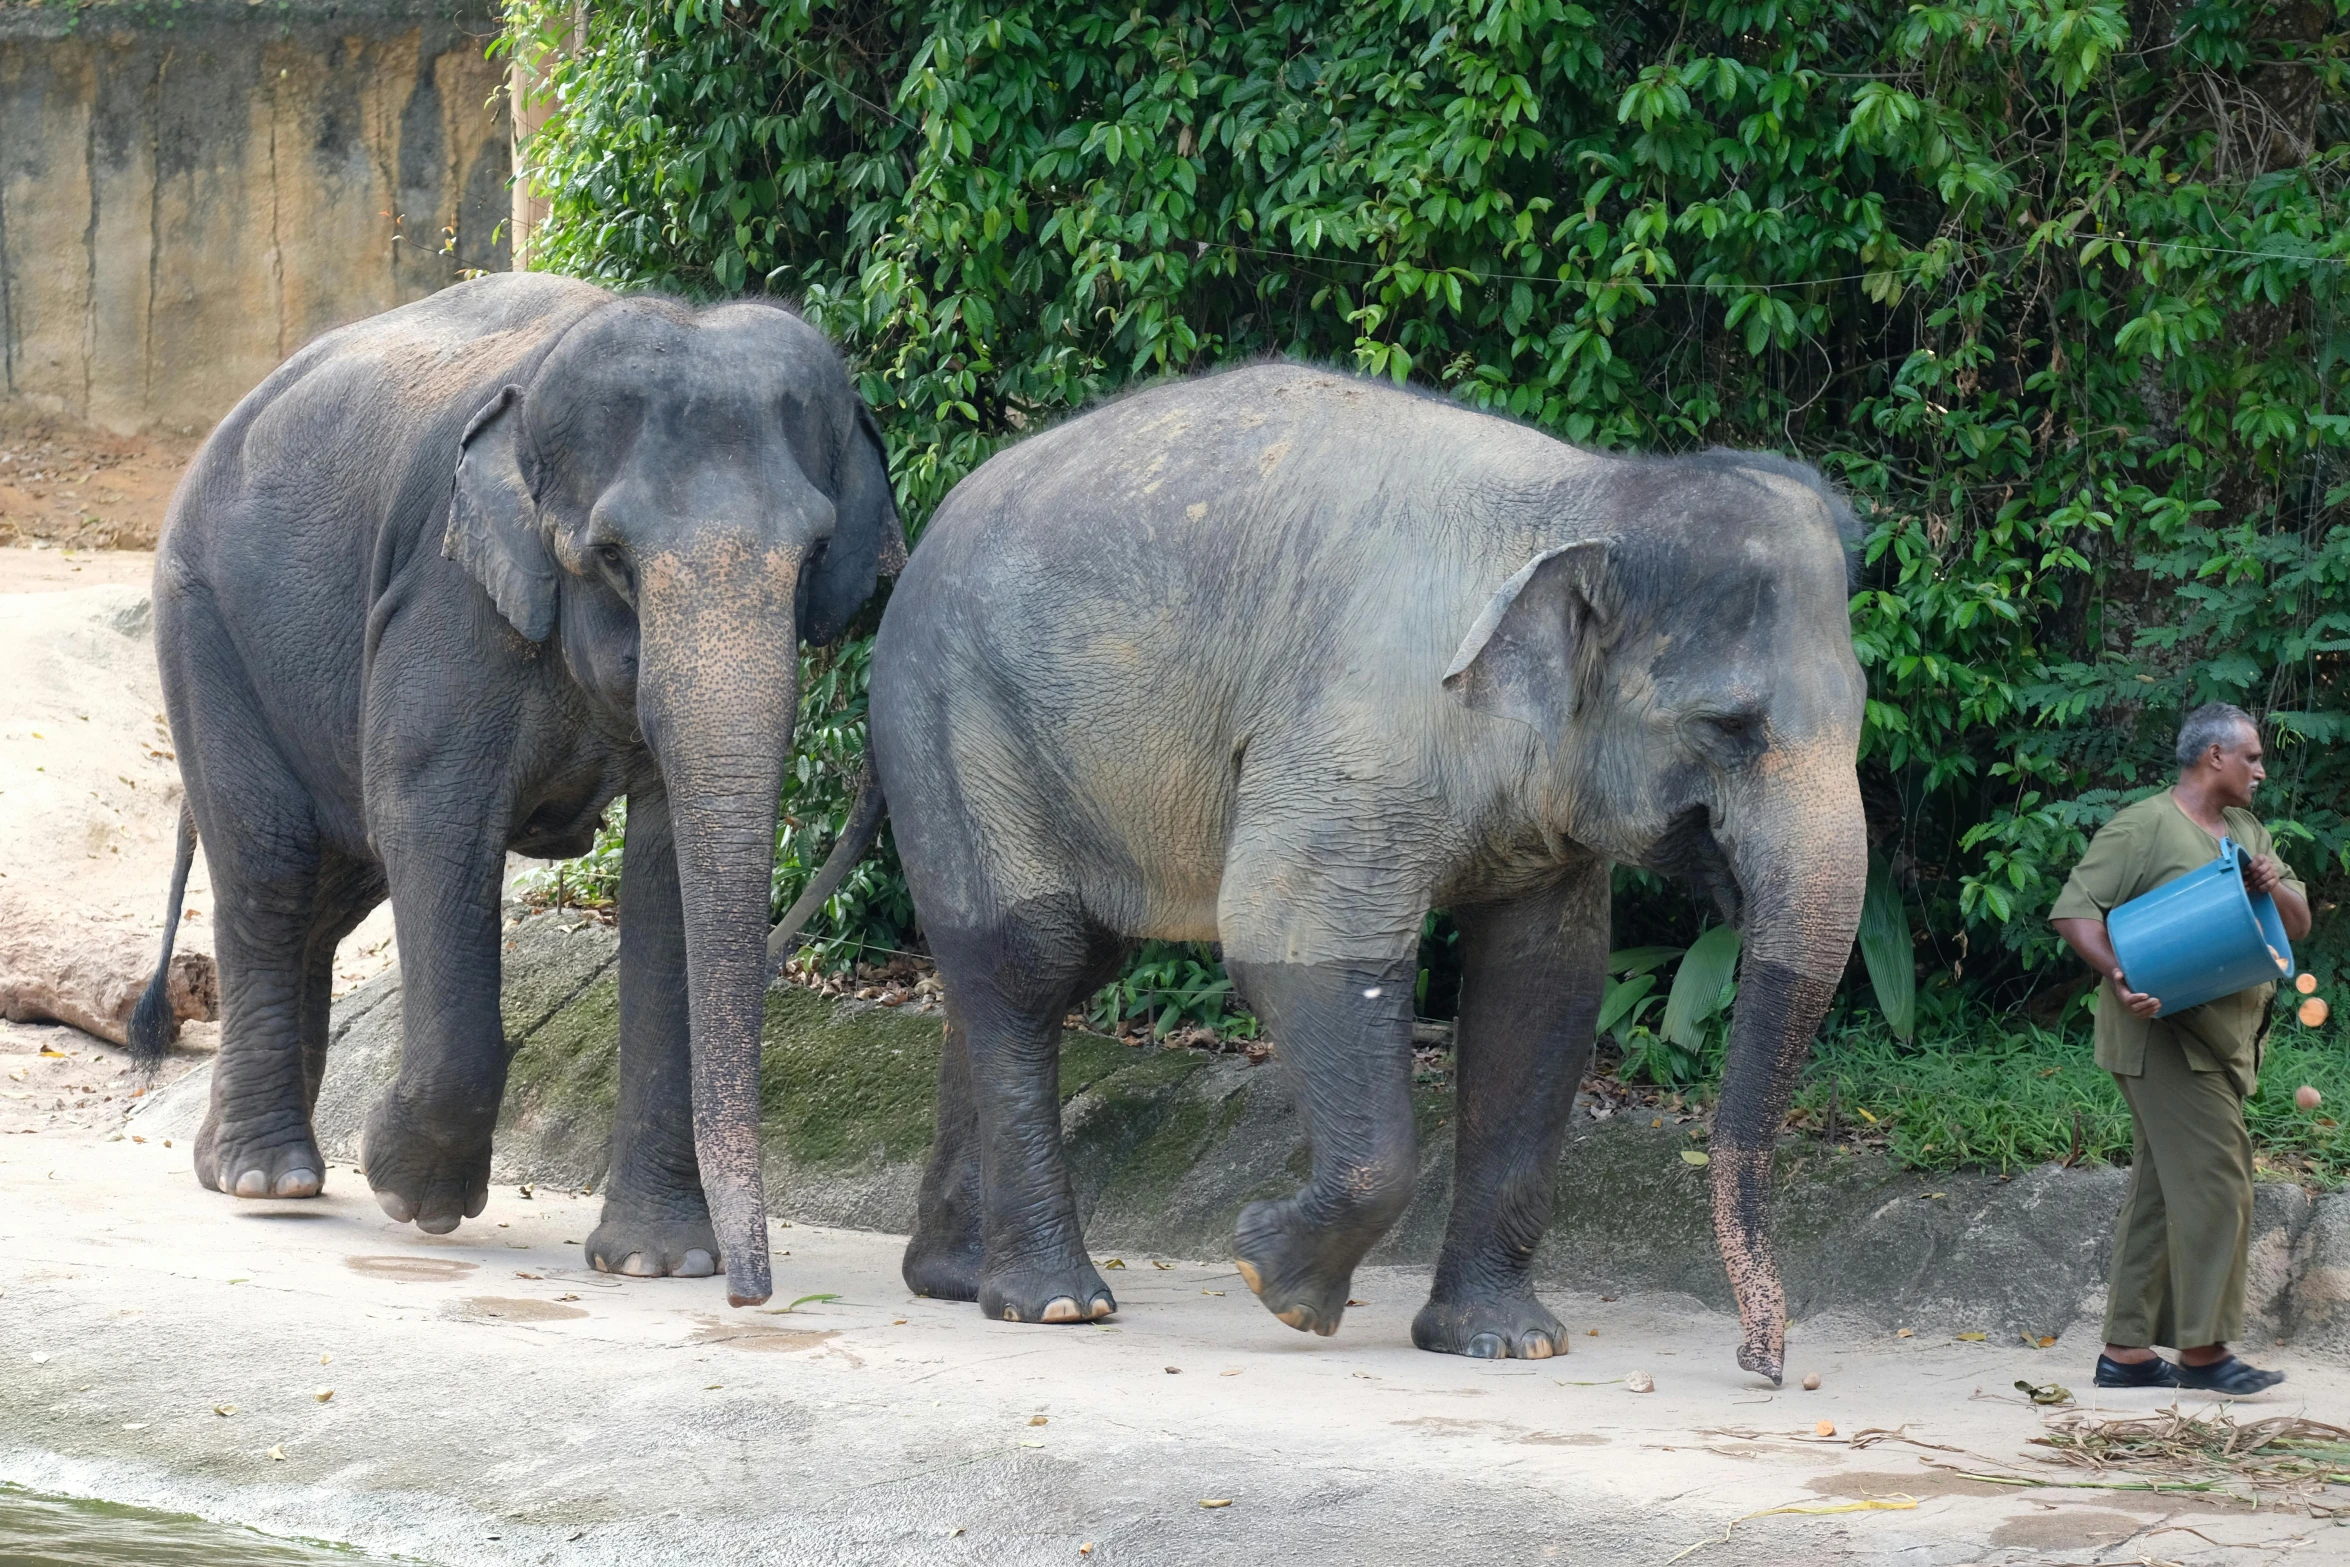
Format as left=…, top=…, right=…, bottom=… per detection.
left=901, top=1008, right=983, bottom=1300
left=1413, top=864, right=1606, bottom=1359
left=293, top=854, right=388, bottom=1120
left=903, top=930, right=1125, bottom=1303
left=359, top=790, right=511, bottom=1235
left=586, top=786, right=720, bottom=1279
left=924, top=903, right=1124, bottom=1324
left=1223, top=943, right=1421, bottom=1337
left=173, top=649, right=332, bottom=1200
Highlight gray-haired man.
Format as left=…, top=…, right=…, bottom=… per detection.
left=2051, top=703, right=2309, bottom=1396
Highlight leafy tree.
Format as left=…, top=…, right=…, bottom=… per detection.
left=507, top=0, right=2349, bottom=1041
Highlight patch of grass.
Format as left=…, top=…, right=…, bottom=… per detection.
left=1793, top=1013, right=2349, bottom=1186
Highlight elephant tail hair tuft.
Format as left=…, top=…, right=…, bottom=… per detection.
left=765, top=764, right=887, bottom=979
left=128, top=803, right=200, bottom=1071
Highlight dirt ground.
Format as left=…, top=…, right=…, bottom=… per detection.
left=2, top=1084, right=2346, bottom=1566
left=0, top=406, right=202, bottom=551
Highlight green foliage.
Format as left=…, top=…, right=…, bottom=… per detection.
left=1799, top=1008, right=2350, bottom=1184
left=510, top=0, right=2350, bottom=1048
left=1085, top=941, right=1260, bottom=1038
left=1858, top=851, right=1917, bottom=1037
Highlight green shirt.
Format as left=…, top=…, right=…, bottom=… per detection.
left=2049, top=792, right=2305, bottom=1094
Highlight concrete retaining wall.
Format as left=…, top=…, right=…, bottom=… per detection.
left=0, top=0, right=509, bottom=435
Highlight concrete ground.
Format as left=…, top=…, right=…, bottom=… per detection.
left=3, top=1080, right=2345, bottom=1567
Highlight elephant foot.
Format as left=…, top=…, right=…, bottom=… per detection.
left=358, top=1096, right=491, bottom=1235
left=977, top=1257, right=1116, bottom=1325
left=1232, top=1197, right=1364, bottom=1337
left=901, top=1222, right=982, bottom=1302
left=587, top=1206, right=720, bottom=1279
left=193, top=1107, right=325, bottom=1200
left=1410, top=1289, right=1565, bottom=1360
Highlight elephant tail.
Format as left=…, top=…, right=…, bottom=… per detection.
left=765, top=763, right=887, bottom=977
left=128, top=802, right=199, bottom=1070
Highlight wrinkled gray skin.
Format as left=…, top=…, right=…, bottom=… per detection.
left=131, top=273, right=900, bottom=1309
left=869, top=364, right=1862, bottom=1381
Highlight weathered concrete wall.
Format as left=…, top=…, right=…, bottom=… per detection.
left=0, top=0, right=509, bottom=435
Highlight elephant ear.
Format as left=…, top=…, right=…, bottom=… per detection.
left=443, top=384, right=558, bottom=643
left=1442, top=540, right=1612, bottom=750
left=802, top=399, right=904, bottom=646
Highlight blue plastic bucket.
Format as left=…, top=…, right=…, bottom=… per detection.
left=2106, top=836, right=2295, bottom=1017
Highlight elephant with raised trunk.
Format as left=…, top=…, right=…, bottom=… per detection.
left=795, top=363, right=1860, bottom=1379
left=131, top=273, right=901, bottom=1310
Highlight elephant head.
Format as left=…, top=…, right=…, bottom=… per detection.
left=1446, top=452, right=1865, bottom=1384
left=443, top=297, right=901, bottom=1306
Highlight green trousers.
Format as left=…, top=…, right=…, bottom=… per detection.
left=2103, top=1023, right=2254, bottom=1349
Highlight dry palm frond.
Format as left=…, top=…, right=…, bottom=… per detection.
left=2028, top=1406, right=2350, bottom=1511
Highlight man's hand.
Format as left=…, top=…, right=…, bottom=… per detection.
left=2054, top=916, right=2164, bottom=1017
left=2110, top=965, right=2161, bottom=1019
left=2245, top=852, right=2283, bottom=896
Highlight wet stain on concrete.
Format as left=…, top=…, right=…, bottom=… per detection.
left=453, top=1296, right=589, bottom=1322
left=344, top=1254, right=478, bottom=1282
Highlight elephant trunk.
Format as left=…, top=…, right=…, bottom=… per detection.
left=637, top=541, right=802, bottom=1307
left=1710, top=748, right=1866, bottom=1384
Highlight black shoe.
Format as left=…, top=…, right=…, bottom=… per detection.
left=2095, top=1353, right=2180, bottom=1388
left=2174, top=1355, right=2285, bottom=1395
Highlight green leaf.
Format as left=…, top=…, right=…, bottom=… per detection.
left=1596, top=972, right=1658, bottom=1036
left=1661, top=925, right=1743, bottom=1050
left=1859, top=852, right=1917, bottom=1040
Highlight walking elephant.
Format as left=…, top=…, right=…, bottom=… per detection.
left=131, top=272, right=902, bottom=1310
left=784, top=363, right=1862, bottom=1381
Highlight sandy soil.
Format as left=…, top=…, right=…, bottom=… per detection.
left=2, top=1101, right=2344, bottom=1566
left=0, top=546, right=400, bottom=1073
left=0, top=407, right=202, bottom=551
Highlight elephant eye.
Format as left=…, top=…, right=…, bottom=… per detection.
left=595, top=543, right=626, bottom=568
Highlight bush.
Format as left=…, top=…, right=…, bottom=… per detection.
left=508, top=0, right=2348, bottom=1092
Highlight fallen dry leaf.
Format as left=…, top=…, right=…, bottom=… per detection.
left=214, top=1404, right=235, bottom=1417
left=313, top=1389, right=333, bottom=1403
left=1956, top=1331, right=1987, bottom=1342
left=1100, top=1259, right=1126, bottom=1270
left=1680, top=1150, right=1710, bottom=1166
left=267, top=1445, right=286, bottom=1461
left=1199, top=1499, right=1231, bottom=1509
left=1895, top=1328, right=1914, bottom=1339
left=1029, top=1415, right=1048, bottom=1426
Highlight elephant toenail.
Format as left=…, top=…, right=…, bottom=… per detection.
left=1003, top=1307, right=1021, bottom=1322
left=620, top=1253, right=659, bottom=1276
left=1233, top=1259, right=1264, bottom=1297
left=233, top=1170, right=270, bottom=1198
left=416, top=1213, right=460, bottom=1236
left=1522, top=1333, right=1555, bottom=1360
left=374, top=1190, right=415, bottom=1223
left=1466, top=1333, right=1504, bottom=1359
left=1274, top=1305, right=1314, bottom=1332
left=678, top=1250, right=716, bottom=1277
left=1088, top=1296, right=1114, bottom=1320
left=274, top=1169, right=320, bottom=1198
left=1041, top=1296, right=1081, bottom=1324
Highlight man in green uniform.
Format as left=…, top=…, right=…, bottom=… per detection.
left=2051, top=703, right=2310, bottom=1395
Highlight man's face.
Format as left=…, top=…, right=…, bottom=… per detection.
left=2199, top=723, right=2266, bottom=808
